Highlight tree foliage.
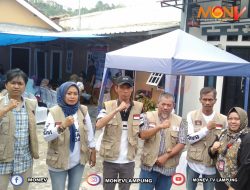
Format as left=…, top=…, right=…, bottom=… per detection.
left=27, top=0, right=123, bottom=17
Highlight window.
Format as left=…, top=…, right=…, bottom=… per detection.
left=227, top=35, right=238, bottom=41
left=204, top=76, right=217, bottom=88
left=207, top=35, right=220, bottom=41
left=222, top=0, right=241, bottom=7
left=66, top=50, right=73, bottom=73
left=146, top=73, right=163, bottom=86
left=242, top=35, right=250, bottom=41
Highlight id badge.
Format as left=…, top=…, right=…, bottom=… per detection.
left=217, top=160, right=225, bottom=172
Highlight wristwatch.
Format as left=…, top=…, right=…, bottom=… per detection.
left=57, top=125, right=65, bottom=134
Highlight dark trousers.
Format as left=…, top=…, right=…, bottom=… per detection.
left=215, top=169, right=228, bottom=190
left=103, top=161, right=135, bottom=190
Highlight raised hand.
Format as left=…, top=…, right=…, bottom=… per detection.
left=207, top=121, right=216, bottom=130
left=62, top=116, right=75, bottom=128
left=159, top=119, right=171, bottom=129
left=8, top=99, right=20, bottom=110
left=116, top=101, right=130, bottom=112
left=212, top=141, right=221, bottom=152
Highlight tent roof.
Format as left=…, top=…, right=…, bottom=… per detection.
left=0, top=31, right=101, bottom=46
left=105, top=29, right=250, bottom=77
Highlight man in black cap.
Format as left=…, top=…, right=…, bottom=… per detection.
left=96, top=76, right=143, bottom=190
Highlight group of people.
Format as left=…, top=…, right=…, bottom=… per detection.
left=0, top=68, right=249, bottom=190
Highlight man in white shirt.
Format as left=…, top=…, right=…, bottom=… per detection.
left=96, top=76, right=143, bottom=190
left=186, top=87, right=227, bottom=190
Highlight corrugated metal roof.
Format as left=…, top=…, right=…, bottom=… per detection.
left=74, top=22, right=179, bottom=35
left=59, top=5, right=181, bottom=35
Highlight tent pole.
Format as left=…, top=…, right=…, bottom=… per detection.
left=164, top=75, right=177, bottom=94
left=176, top=75, right=185, bottom=116
left=98, top=68, right=109, bottom=112
left=244, top=77, right=249, bottom=111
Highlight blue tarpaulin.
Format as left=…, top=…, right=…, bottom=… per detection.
left=0, top=31, right=101, bottom=46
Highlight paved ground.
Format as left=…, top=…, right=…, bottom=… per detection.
left=7, top=105, right=202, bottom=190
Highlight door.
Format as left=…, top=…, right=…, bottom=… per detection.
left=50, top=51, right=62, bottom=80
left=35, top=50, right=47, bottom=79
left=11, top=48, right=30, bottom=75
left=221, top=47, right=250, bottom=118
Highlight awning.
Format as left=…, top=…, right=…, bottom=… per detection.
left=0, top=31, right=101, bottom=46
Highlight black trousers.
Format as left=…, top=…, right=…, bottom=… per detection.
left=215, top=169, right=228, bottom=190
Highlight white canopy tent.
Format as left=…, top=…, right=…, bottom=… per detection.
left=99, top=29, right=250, bottom=112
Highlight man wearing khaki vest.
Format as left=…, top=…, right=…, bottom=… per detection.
left=96, top=75, right=143, bottom=190
left=0, top=68, right=39, bottom=190
left=139, top=92, right=187, bottom=190
left=186, top=87, right=227, bottom=190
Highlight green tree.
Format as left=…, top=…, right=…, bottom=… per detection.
left=28, top=0, right=124, bottom=17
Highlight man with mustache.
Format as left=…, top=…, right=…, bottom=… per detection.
left=139, top=92, right=187, bottom=190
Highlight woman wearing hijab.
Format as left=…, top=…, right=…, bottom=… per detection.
left=43, top=81, right=96, bottom=190
left=208, top=107, right=250, bottom=190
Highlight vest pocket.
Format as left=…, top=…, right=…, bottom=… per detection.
left=188, top=147, right=204, bottom=161
left=141, top=152, right=155, bottom=167
left=46, top=151, right=60, bottom=168
left=0, top=144, right=6, bottom=160
left=105, top=125, right=118, bottom=138
left=128, top=137, right=138, bottom=160
left=0, top=117, right=9, bottom=135
left=170, top=131, right=178, bottom=144
left=100, top=142, right=113, bottom=159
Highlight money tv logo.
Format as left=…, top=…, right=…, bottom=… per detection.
left=197, top=5, right=247, bottom=21
left=172, top=173, right=185, bottom=186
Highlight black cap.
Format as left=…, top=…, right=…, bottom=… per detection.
left=116, top=76, right=134, bottom=87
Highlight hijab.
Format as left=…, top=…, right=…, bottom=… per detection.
left=57, top=81, right=80, bottom=152
left=227, top=107, right=248, bottom=139
left=217, top=107, right=249, bottom=185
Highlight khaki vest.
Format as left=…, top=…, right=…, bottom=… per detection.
left=187, top=110, right=227, bottom=166
left=141, top=111, right=182, bottom=168
left=0, top=97, right=39, bottom=162
left=99, top=100, right=143, bottom=161
left=46, top=105, right=90, bottom=170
